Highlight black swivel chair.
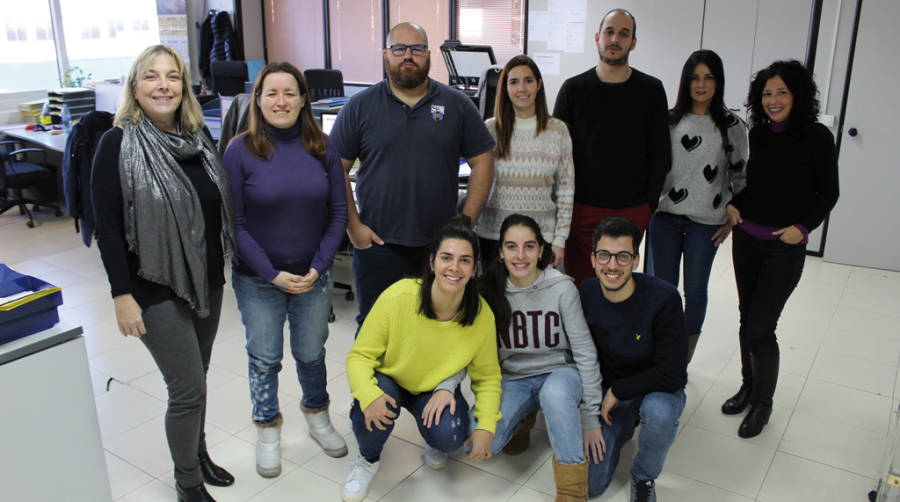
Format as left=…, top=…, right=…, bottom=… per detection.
left=303, top=69, right=344, bottom=101
left=0, top=141, right=62, bottom=228
left=477, top=66, right=503, bottom=120
left=211, top=61, right=249, bottom=97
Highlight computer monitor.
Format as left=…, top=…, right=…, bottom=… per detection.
left=440, top=40, right=497, bottom=89
left=321, top=113, right=337, bottom=135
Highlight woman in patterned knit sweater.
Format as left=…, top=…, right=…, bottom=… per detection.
left=649, top=50, right=748, bottom=363
left=475, top=55, right=574, bottom=268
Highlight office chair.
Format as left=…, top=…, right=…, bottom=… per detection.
left=211, top=61, right=249, bottom=97
left=303, top=69, right=344, bottom=102
left=477, top=66, right=503, bottom=120
left=0, top=141, right=63, bottom=228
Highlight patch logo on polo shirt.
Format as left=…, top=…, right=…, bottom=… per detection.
left=431, top=104, right=445, bottom=121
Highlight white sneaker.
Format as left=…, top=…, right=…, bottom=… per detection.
left=342, top=456, right=380, bottom=502
left=423, top=443, right=448, bottom=470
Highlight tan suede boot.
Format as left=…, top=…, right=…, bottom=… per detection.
left=552, top=457, right=588, bottom=502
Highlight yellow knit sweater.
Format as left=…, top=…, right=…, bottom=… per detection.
left=346, top=279, right=502, bottom=433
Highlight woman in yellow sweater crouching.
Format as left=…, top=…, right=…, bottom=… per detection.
left=342, top=216, right=502, bottom=502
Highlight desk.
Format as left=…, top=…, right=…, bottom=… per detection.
left=0, top=123, right=68, bottom=153
left=0, top=321, right=112, bottom=501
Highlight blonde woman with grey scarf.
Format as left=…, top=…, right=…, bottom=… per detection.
left=92, top=45, right=236, bottom=502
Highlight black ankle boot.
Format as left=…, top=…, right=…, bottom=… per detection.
left=199, top=451, right=234, bottom=487
left=721, top=384, right=753, bottom=415
left=738, top=403, right=773, bottom=438
left=176, top=482, right=217, bottom=502
left=738, top=354, right=779, bottom=438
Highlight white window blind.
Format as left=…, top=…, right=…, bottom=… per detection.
left=456, top=0, right=525, bottom=68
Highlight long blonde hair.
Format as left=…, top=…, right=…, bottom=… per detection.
left=116, top=45, right=205, bottom=133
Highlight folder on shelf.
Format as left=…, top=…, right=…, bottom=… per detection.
left=0, top=264, right=63, bottom=344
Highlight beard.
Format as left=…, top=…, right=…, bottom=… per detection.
left=386, top=56, right=430, bottom=89
left=598, top=44, right=630, bottom=67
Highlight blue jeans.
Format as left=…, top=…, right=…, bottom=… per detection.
left=232, top=267, right=334, bottom=423
left=352, top=243, right=426, bottom=329
left=350, top=372, right=470, bottom=461
left=588, top=389, right=686, bottom=496
left=649, top=213, right=720, bottom=334
left=470, top=367, right=585, bottom=464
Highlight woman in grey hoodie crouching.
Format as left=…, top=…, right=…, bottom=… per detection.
left=479, top=214, right=605, bottom=501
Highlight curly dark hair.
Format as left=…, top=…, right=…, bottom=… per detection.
left=746, top=59, right=820, bottom=129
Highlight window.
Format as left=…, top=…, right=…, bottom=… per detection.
left=456, top=0, right=525, bottom=68
left=35, top=25, right=50, bottom=41
left=390, top=0, right=451, bottom=85
left=264, top=0, right=325, bottom=72
left=329, top=0, right=383, bottom=84
left=0, top=0, right=165, bottom=92
left=0, top=2, right=59, bottom=92
left=59, top=0, right=159, bottom=82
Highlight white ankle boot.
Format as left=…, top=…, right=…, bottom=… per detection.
left=302, top=402, right=348, bottom=457
left=256, top=413, right=282, bottom=477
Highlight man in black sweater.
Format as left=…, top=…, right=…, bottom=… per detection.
left=580, top=217, right=688, bottom=502
left=554, top=8, right=671, bottom=286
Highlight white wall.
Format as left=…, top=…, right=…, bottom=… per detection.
left=526, top=0, right=868, bottom=254
left=528, top=0, right=814, bottom=111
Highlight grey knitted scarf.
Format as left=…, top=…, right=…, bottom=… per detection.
left=119, top=118, right=234, bottom=317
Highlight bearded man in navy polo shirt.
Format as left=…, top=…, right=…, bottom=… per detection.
left=331, top=21, right=495, bottom=328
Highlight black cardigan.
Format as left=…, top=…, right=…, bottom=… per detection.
left=91, top=127, right=225, bottom=309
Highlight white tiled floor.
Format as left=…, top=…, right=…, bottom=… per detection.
left=4, top=210, right=898, bottom=501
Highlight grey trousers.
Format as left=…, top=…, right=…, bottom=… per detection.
left=139, top=288, right=223, bottom=487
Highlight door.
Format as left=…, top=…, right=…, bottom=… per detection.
left=824, top=0, right=900, bottom=271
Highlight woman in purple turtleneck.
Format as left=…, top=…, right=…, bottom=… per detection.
left=722, top=60, right=839, bottom=438
left=223, top=62, right=349, bottom=477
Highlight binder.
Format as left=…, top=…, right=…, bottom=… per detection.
left=0, top=264, right=63, bottom=344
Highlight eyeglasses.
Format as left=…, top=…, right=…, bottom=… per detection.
left=389, top=44, right=428, bottom=57
left=593, top=249, right=636, bottom=266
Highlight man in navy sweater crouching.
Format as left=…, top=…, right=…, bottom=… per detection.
left=579, top=216, right=688, bottom=502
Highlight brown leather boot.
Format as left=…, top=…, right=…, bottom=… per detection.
left=502, top=411, right=537, bottom=455
left=552, top=457, right=588, bottom=502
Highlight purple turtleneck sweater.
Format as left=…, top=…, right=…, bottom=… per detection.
left=223, top=123, right=348, bottom=282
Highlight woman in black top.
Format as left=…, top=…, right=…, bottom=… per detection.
left=722, top=60, right=839, bottom=438
left=92, top=45, right=236, bottom=502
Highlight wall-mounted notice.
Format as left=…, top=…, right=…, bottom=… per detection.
left=157, top=0, right=189, bottom=62
left=536, top=0, right=587, bottom=54
left=529, top=11, right=549, bottom=42
left=533, top=52, right=561, bottom=75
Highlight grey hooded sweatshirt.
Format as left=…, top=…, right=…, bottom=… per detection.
left=499, top=267, right=604, bottom=429
left=438, top=268, right=604, bottom=428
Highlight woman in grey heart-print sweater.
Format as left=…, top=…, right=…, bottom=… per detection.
left=649, top=50, right=748, bottom=363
